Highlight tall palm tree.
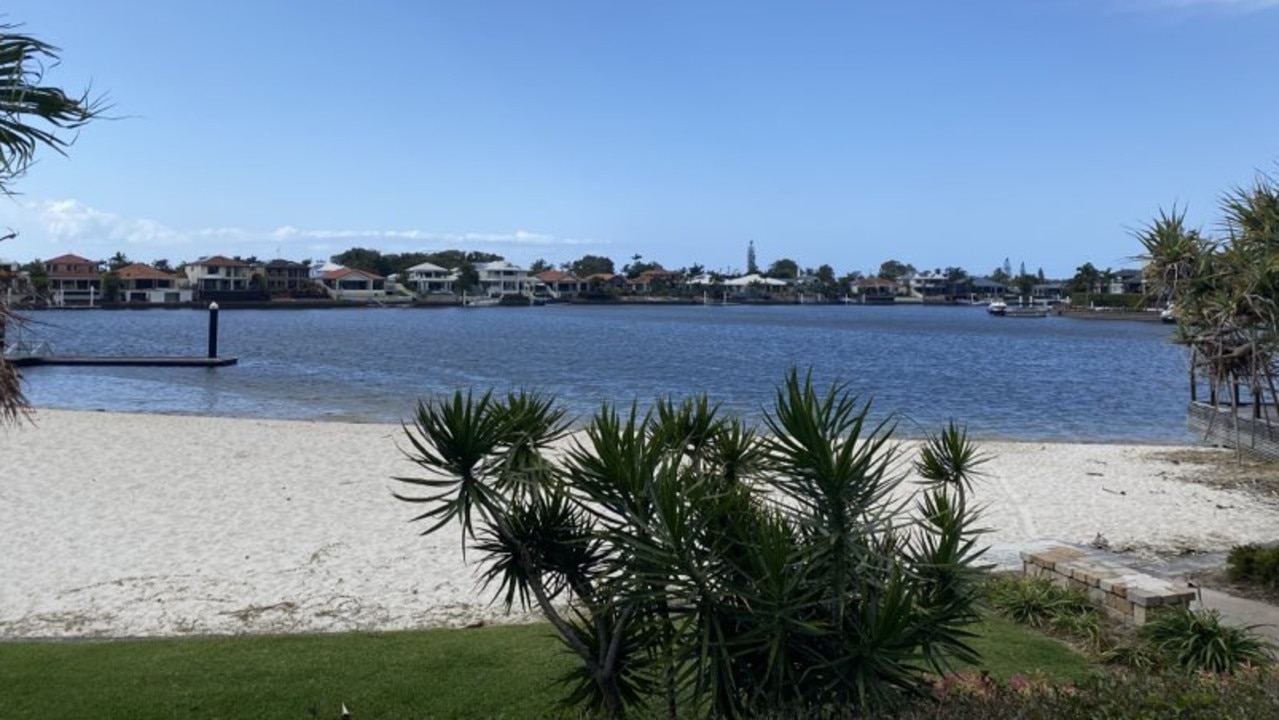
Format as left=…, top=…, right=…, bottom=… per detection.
left=0, top=23, right=106, bottom=425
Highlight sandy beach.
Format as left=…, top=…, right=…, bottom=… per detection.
left=1, top=409, right=1276, bottom=639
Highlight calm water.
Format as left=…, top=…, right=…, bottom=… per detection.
left=12, top=304, right=1192, bottom=443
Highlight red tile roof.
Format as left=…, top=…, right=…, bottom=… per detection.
left=46, top=253, right=96, bottom=265
left=536, top=270, right=579, bottom=282
left=323, top=267, right=384, bottom=281
left=115, top=263, right=178, bottom=281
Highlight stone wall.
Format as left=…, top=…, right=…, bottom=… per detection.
left=1021, top=545, right=1195, bottom=624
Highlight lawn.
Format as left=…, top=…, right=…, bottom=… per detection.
left=0, top=617, right=1089, bottom=719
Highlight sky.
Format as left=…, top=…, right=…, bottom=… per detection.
left=1, top=0, right=1277, bottom=279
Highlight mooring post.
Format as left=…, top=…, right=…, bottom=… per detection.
left=208, top=301, right=220, bottom=358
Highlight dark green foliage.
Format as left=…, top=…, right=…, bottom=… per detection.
left=396, top=370, right=990, bottom=718
left=986, top=575, right=1091, bottom=629
left=1138, top=606, right=1273, bottom=674
left=1227, top=543, right=1279, bottom=588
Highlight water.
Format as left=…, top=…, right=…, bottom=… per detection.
left=12, top=304, right=1193, bottom=443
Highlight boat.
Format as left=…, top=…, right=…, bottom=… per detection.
left=988, top=299, right=1049, bottom=318
left=1160, top=305, right=1176, bottom=323
left=461, top=292, right=500, bottom=308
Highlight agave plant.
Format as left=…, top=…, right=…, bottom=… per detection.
left=395, top=370, right=991, bottom=719
left=1139, top=606, right=1274, bottom=674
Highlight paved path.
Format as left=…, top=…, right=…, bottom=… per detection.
left=1196, top=588, right=1279, bottom=647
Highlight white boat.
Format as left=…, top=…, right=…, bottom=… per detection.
left=461, top=292, right=500, bottom=308
left=987, top=300, right=1007, bottom=316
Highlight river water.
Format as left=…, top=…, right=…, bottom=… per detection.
left=11, top=304, right=1192, bottom=443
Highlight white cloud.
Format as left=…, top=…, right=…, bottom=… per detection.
left=0, top=197, right=607, bottom=264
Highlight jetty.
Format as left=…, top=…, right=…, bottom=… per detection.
left=2, top=302, right=238, bottom=369
left=9, top=354, right=236, bottom=368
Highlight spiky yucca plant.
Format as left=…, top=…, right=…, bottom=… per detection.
left=395, top=370, right=990, bottom=719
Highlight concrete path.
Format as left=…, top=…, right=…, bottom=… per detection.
left=1195, top=587, right=1279, bottom=647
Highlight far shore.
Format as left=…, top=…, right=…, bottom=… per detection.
left=2, top=408, right=1273, bottom=639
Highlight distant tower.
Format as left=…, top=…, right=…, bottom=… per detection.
left=747, top=241, right=758, bottom=275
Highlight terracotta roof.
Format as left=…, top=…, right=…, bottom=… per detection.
left=536, top=270, right=579, bottom=282
left=46, top=253, right=96, bottom=265
left=323, top=267, right=384, bottom=281
left=115, top=263, right=178, bottom=281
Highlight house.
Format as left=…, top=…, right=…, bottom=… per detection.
left=114, top=263, right=192, bottom=304
left=1109, top=269, right=1145, bottom=295
left=405, top=261, right=458, bottom=295
left=44, top=253, right=102, bottom=306
left=321, top=266, right=386, bottom=300
left=630, top=269, right=684, bottom=294
left=901, top=270, right=949, bottom=298
left=535, top=269, right=583, bottom=299
left=852, top=277, right=898, bottom=302
left=583, top=273, right=628, bottom=291
left=263, top=259, right=316, bottom=296
left=970, top=277, right=1007, bottom=298
left=474, top=260, right=530, bottom=297
left=185, top=255, right=254, bottom=297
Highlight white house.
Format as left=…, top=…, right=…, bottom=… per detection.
left=185, top=255, right=252, bottom=294
left=474, top=260, right=530, bottom=297
left=405, top=261, right=458, bottom=295
left=901, top=270, right=949, bottom=298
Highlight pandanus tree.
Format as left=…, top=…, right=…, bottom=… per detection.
left=0, top=23, right=107, bottom=426
left=1137, top=172, right=1279, bottom=428
left=395, top=370, right=989, bottom=718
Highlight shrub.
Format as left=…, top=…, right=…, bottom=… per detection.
left=1230, top=543, right=1279, bottom=589
left=394, top=370, right=990, bottom=719
left=1138, top=606, right=1273, bottom=674
left=987, top=575, right=1091, bottom=629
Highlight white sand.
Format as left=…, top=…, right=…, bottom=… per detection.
left=1, top=410, right=1275, bottom=639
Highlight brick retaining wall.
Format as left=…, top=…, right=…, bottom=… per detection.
left=1021, top=544, right=1195, bottom=624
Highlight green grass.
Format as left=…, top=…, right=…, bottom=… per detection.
left=965, top=614, right=1092, bottom=682
left=0, top=618, right=1090, bottom=719
left=0, top=624, right=574, bottom=720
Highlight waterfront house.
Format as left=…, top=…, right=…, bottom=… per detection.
left=629, top=269, right=685, bottom=295
left=970, top=276, right=1007, bottom=299
left=535, top=269, right=583, bottom=299
left=321, top=267, right=386, bottom=300
left=263, top=259, right=316, bottom=296
left=901, top=270, right=949, bottom=299
left=405, top=261, right=458, bottom=295
left=44, top=253, right=103, bottom=306
left=852, top=277, right=898, bottom=302
left=1109, top=269, right=1145, bottom=295
left=185, top=255, right=253, bottom=296
left=115, top=263, right=192, bottom=304
left=475, top=260, right=530, bottom=297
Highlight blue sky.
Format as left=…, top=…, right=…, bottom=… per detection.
left=1, top=0, right=1277, bottom=278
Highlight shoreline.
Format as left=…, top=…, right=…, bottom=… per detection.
left=1, top=409, right=1274, bottom=639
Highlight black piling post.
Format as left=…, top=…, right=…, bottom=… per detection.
left=208, top=301, right=220, bottom=358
